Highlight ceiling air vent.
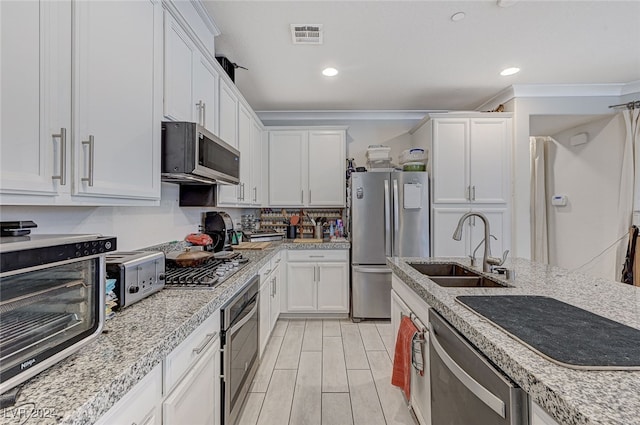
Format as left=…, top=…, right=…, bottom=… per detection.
left=290, top=24, right=323, bottom=45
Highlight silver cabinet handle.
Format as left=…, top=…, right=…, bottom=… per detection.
left=81, top=135, right=94, bottom=187
left=301, top=190, right=304, bottom=204
left=52, top=128, right=67, bottom=185
left=196, top=100, right=204, bottom=125
left=430, top=324, right=506, bottom=418
left=309, top=255, right=324, bottom=258
left=317, top=266, right=320, bottom=282
left=253, top=187, right=257, bottom=202
left=309, top=190, right=312, bottom=204
left=472, top=185, right=476, bottom=201
left=467, top=185, right=471, bottom=201
left=313, top=266, right=316, bottom=282
left=193, top=332, right=216, bottom=355
left=202, top=101, right=206, bottom=127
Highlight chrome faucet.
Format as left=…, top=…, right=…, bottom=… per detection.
left=452, top=212, right=509, bottom=272
left=471, top=234, right=497, bottom=267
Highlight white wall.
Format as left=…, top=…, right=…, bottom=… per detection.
left=0, top=184, right=249, bottom=250
left=543, top=115, right=626, bottom=279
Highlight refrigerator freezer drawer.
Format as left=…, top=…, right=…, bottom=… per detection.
left=352, top=265, right=392, bottom=319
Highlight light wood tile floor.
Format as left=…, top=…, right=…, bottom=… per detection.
left=237, top=319, right=417, bottom=425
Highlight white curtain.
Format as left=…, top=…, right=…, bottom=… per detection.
left=616, top=108, right=640, bottom=281
left=530, top=136, right=549, bottom=263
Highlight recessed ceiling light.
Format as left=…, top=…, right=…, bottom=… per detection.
left=451, top=12, right=466, bottom=22
left=322, top=67, right=338, bottom=77
left=500, top=67, right=520, bottom=76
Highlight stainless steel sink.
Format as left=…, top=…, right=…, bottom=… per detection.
left=409, top=263, right=479, bottom=277
left=408, top=262, right=511, bottom=288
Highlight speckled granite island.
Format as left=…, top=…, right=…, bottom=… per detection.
left=388, top=256, right=640, bottom=425
left=0, top=241, right=348, bottom=425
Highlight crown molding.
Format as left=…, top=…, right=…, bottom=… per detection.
left=511, top=83, right=627, bottom=98
left=622, top=80, right=640, bottom=96
left=256, top=110, right=439, bottom=122
left=193, top=0, right=221, bottom=36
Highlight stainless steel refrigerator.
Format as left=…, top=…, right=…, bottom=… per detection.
left=350, top=171, right=430, bottom=320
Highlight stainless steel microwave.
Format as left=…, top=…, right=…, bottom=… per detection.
left=0, top=234, right=117, bottom=393
left=161, top=121, right=240, bottom=185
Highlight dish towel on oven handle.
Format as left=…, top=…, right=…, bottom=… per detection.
left=391, top=315, right=419, bottom=401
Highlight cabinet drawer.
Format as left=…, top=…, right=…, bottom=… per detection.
left=95, top=364, right=162, bottom=425
left=287, top=249, right=348, bottom=262
left=164, top=312, right=219, bottom=393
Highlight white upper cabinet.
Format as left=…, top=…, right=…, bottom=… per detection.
left=164, top=12, right=219, bottom=136
left=73, top=0, right=162, bottom=201
left=417, top=113, right=512, bottom=257
left=308, top=131, right=346, bottom=206
left=218, top=79, right=238, bottom=148
left=430, top=116, right=510, bottom=205
left=0, top=0, right=71, bottom=198
left=250, top=119, right=263, bottom=205
left=268, top=130, right=307, bottom=206
left=1, top=0, right=162, bottom=205
left=268, top=128, right=346, bottom=207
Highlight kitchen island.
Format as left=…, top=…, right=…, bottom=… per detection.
left=388, top=256, right=640, bottom=425
left=0, top=241, right=348, bottom=425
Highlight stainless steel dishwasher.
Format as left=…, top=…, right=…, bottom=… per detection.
left=429, top=310, right=528, bottom=425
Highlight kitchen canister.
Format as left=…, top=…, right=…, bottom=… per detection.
left=314, top=224, right=323, bottom=239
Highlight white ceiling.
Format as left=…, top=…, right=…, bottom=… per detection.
left=204, top=1, right=640, bottom=112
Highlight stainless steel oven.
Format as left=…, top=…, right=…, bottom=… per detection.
left=0, top=234, right=116, bottom=393
left=220, top=275, right=259, bottom=425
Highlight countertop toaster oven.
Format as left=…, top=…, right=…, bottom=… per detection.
left=0, top=234, right=117, bottom=394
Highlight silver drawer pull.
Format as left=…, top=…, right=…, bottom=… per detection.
left=309, top=255, right=324, bottom=258
left=193, top=332, right=216, bottom=355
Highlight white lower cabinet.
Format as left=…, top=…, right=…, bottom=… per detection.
left=95, top=364, right=162, bottom=425
left=258, top=253, right=282, bottom=357
left=284, top=250, right=349, bottom=314
left=391, top=274, right=431, bottom=425
left=530, top=400, right=560, bottom=425
left=163, top=337, right=220, bottom=425
left=164, top=312, right=221, bottom=425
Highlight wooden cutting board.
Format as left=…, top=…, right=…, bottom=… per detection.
left=292, top=238, right=323, bottom=243
left=234, top=242, right=272, bottom=250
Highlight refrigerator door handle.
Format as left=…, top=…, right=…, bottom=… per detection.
left=384, top=179, right=391, bottom=257
left=393, top=179, right=400, bottom=255
left=353, top=266, right=391, bottom=274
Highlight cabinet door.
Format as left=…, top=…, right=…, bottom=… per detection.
left=432, top=207, right=471, bottom=257
left=193, top=55, right=218, bottom=134
left=308, top=130, right=345, bottom=206
left=432, top=119, right=469, bottom=204
left=218, top=79, right=238, bottom=147
left=269, top=268, right=280, bottom=332
left=316, top=262, right=349, bottom=312
left=468, top=208, right=509, bottom=259
left=268, top=131, right=306, bottom=206
left=237, top=104, right=253, bottom=205
left=163, top=338, right=219, bottom=425
left=164, top=12, right=194, bottom=122
left=259, top=278, right=271, bottom=357
left=74, top=0, right=162, bottom=200
left=0, top=0, right=71, bottom=197
left=470, top=119, right=509, bottom=204
left=286, top=262, right=316, bottom=311
left=250, top=119, right=263, bottom=205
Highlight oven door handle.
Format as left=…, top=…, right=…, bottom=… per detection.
left=430, top=323, right=506, bottom=418
left=228, top=300, right=258, bottom=336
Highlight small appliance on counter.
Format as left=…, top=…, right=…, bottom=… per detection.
left=106, top=251, right=165, bottom=309
left=242, top=230, right=284, bottom=243
left=0, top=233, right=117, bottom=394
left=203, top=211, right=235, bottom=252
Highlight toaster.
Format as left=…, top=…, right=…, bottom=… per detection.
left=106, top=251, right=165, bottom=309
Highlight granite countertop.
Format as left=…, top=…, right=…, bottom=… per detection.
left=387, top=256, right=640, bottom=425
left=0, top=241, right=348, bottom=425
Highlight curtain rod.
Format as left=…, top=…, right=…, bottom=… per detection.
left=608, top=100, right=640, bottom=109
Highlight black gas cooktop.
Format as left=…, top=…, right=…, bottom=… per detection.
left=456, top=295, right=640, bottom=370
